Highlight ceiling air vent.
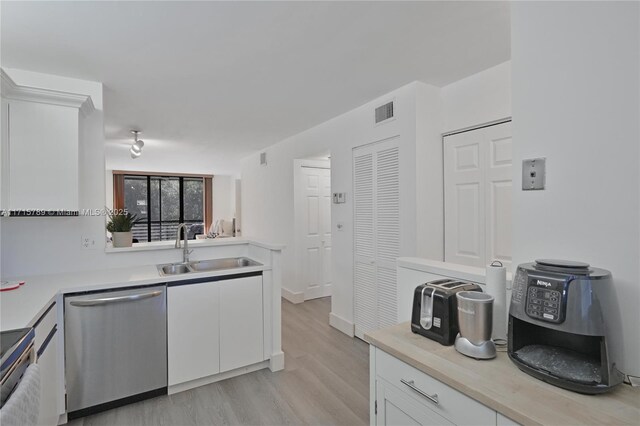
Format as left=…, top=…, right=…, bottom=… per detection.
left=375, top=101, right=394, bottom=124
left=260, top=152, right=267, bottom=166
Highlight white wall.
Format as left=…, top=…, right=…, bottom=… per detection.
left=511, top=1, right=640, bottom=376
left=213, top=175, right=236, bottom=222
left=241, top=81, right=444, bottom=333
left=441, top=61, right=512, bottom=133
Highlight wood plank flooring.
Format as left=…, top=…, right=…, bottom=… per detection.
left=67, top=297, right=370, bottom=426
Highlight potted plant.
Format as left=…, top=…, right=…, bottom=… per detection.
left=106, top=210, right=140, bottom=248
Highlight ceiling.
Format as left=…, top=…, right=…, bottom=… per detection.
left=1, top=1, right=510, bottom=175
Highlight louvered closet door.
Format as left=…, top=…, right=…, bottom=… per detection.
left=375, top=146, right=400, bottom=329
left=353, top=138, right=400, bottom=339
left=354, top=151, right=376, bottom=339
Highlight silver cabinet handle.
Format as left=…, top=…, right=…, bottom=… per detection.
left=70, top=290, right=163, bottom=307
left=400, top=379, right=439, bottom=405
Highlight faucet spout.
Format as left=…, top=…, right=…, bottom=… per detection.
left=175, top=223, right=192, bottom=263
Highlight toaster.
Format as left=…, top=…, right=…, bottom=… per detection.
left=411, top=279, right=483, bottom=345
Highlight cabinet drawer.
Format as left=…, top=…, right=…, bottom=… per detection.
left=375, top=348, right=495, bottom=426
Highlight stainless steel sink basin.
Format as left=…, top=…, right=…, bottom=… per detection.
left=157, top=257, right=262, bottom=276
left=189, top=257, right=262, bottom=272
left=158, top=263, right=191, bottom=276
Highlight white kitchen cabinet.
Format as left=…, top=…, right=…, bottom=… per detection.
left=219, top=275, right=264, bottom=372
left=0, top=69, right=93, bottom=214
left=376, top=378, right=453, bottom=426
left=168, top=273, right=264, bottom=387
left=372, top=347, right=506, bottom=426
left=167, top=281, right=220, bottom=386
left=34, top=302, right=60, bottom=426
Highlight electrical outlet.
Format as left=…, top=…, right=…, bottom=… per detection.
left=81, top=235, right=96, bottom=249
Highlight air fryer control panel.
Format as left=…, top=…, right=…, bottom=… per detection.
left=525, top=276, right=566, bottom=323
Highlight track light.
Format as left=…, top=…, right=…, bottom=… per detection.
left=130, top=130, right=144, bottom=159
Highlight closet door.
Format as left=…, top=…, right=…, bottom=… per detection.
left=354, top=150, right=377, bottom=339
left=444, top=122, right=512, bottom=268
left=354, top=138, right=400, bottom=339
left=375, top=146, right=400, bottom=329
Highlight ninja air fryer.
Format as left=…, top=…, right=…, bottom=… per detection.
left=508, top=259, right=624, bottom=394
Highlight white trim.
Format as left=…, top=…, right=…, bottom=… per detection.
left=269, top=351, right=285, bottom=372
left=0, top=68, right=95, bottom=115
left=329, top=311, right=355, bottom=337
left=304, top=284, right=332, bottom=301
left=441, top=117, right=512, bottom=138
left=168, top=360, right=269, bottom=394
left=281, top=287, right=305, bottom=304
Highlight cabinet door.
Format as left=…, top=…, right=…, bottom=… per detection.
left=376, top=379, right=453, bottom=426
left=168, top=282, right=220, bottom=386
left=219, top=275, right=263, bottom=372
left=37, top=328, right=59, bottom=425
left=35, top=303, right=59, bottom=425
left=8, top=100, right=79, bottom=211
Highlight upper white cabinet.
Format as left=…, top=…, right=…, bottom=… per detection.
left=0, top=69, right=94, bottom=215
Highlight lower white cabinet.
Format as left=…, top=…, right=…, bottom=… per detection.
left=371, top=348, right=519, bottom=426
left=219, top=275, right=263, bottom=372
left=376, top=378, right=453, bottom=426
left=168, top=274, right=264, bottom=387
left=34, top=302, right=60, bottom=425
left=168, top=279, right=221, bottom=386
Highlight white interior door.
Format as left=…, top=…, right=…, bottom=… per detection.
left=444, top=122, right=512, bottom=268
left=300, top=166, right=332, bottom=300
left=485, top=123, right=513, bottom=268
left=354, top=137, right=400, bottom=339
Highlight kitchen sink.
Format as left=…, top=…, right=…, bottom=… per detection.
left=189, top=257, right=262, bottom=272
left=159, top=263, right=191, bottom=275
left=157, top=257, right=262, bottom=277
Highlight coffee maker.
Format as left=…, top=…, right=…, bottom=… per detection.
left=508, top=259, right=624, bottom=394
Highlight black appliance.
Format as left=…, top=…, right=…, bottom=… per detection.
left=508, top=259, right=624, bottom=394
left=411, top=279, right=482, bottom=345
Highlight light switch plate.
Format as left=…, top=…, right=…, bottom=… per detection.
left=522, top=158, right=546, bottom=190
left=332, top=192, right=346, bottom=204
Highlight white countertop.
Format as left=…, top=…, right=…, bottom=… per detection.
left=0, top=261, right=266, bottom=332
left=104, top=237, right=284, bottom=253
left=397, top=257, right=512, bottom=284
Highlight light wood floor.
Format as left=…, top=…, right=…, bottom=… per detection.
left=68, top=297, right=370, bottom=426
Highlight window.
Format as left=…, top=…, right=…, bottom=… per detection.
left=113, top=172, right=212, bottom=243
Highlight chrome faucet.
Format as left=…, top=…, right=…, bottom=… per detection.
left=175, top=223, right=193, bottom=263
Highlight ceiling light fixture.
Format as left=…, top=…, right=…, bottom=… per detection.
left=130, top=130, right=144, bottom=159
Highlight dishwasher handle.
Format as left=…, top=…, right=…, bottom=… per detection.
left=69, top=290, right=163, bottom=307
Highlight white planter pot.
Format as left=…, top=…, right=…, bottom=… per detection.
left=112, top=231, right=133, bottom=248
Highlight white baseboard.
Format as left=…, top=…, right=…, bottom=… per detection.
left=304, top=284, right=332, bottom=301
left=282, top=287, right=305, bottom=304
left=168, top=360, right=270, bottom=394
left=269, top=351, right=285, bottom=372
left=329, top=311, right=355, bottom=337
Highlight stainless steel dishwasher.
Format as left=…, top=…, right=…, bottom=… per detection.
left=65, top=285, right=167, bottom=419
